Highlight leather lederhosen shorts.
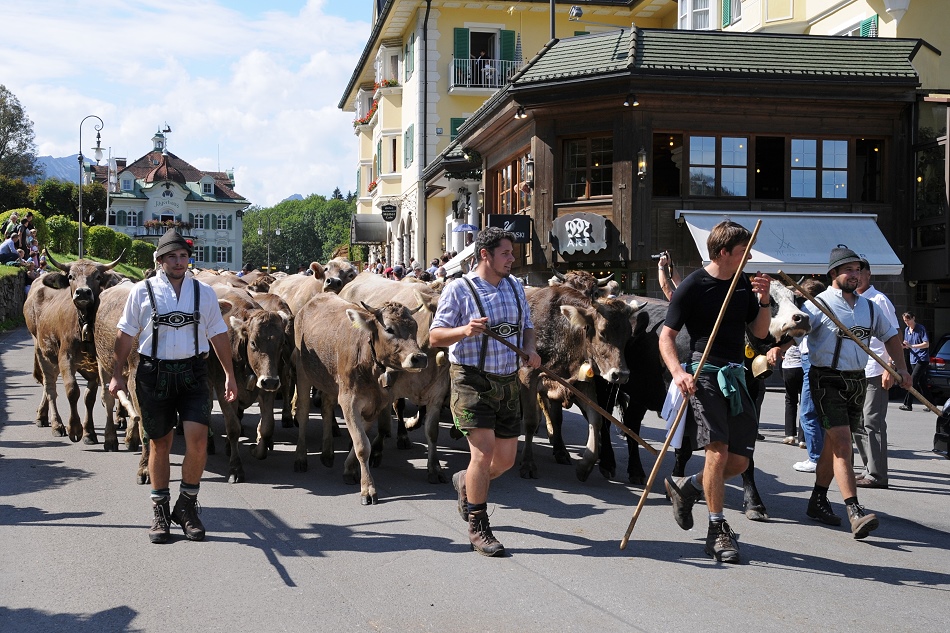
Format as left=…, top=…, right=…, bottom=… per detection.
left=449, top=364, right=522, bottom=439
left=136, top=355, right=211, bottom=441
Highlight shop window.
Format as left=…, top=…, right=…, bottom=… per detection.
left=652, top=134, right=683, bottom=197
left=496, top=154, right=531, bottom=214
left=687, top=136, right=747, bottom=197
left=562, top=136, right=613, bottom=200
left=856, top=139, right=883, bottom=202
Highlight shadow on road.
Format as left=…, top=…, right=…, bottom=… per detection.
left=0, top=605, right=141, bottom=632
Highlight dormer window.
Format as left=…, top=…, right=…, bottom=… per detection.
left=121, top=177, right=133, bottom=191
left=203, top=182, right=214, bottom=195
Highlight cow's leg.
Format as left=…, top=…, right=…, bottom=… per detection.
left=293, top=360, right=312, bottom=473
left=82, top=375, right=99, bottom=445
left=221, top=397, right=246, bottom=483
left=423, top=402, right=447, bottom=484
left=38, top=354, right=66, bottom=436
left=280, top=366, right=295, bottom=428
left=621, top=402, right=650, bottom=485
left=369, top=409, right=387, bottom=468
left=31, top=349, right=50, bottom=427
left=542, top=396, right=570, bottom=466
left=59, top=353, right=83, bottom=443
left=741, top=456, right=768, bottom=521
left=100, top=386, right=119, bottom=451
left=340, top=394, right=377, bottom=505
left=518, top=374, right=541, bottom=479
left=319, top=391, right=338, bottom=468
left=394, top=398, right=412, bottom=450
left=251, top=391, right=277, bottom=460
left=595, top=379, right=617, bottom=480
left=575, top=388, right=601, bottom=482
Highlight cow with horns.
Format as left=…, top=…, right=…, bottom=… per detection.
left=24, top=250, right=125, bottom=443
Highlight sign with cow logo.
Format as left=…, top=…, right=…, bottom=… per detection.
left=550, top=212, right=607, bottom=255
left=380, top=204, right=397, bottom=222
left=487, top=214, right=531, bottom=243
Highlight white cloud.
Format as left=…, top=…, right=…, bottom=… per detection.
left=0, top=0, right=369, bottom=205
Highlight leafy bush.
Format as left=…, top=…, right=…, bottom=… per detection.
left=130, top=240, right=155, bottom=269
left=86, top=225, right=117, bottom=259
left=46, top=215, right=78, bottom=255
left=114, top=232, right=133, bottom=261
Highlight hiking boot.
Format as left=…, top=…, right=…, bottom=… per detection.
left=704, top=520, right=740, bottom=563
left=847, top=504, right=879, bottom=540
left=171, top=494, right=206, bottom=541
left=468, top=511, right=505, bottom=557
left=148, top=500, right=171, bottom=544
left=452, top=469, right=468, bottom=522
left=665, top=476, right=701, bottom=531
left=806, top=495, right=842, bottom=526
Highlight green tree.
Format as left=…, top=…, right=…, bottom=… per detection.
left=74, top=182, right=107, bottom=225
left=32, top=179, right=76, bottom=218
left=0, top=174, right=32, bottom=212
left=0, top=85, right=41, bottom=180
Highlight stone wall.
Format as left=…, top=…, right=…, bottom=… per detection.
left=0, top=270, right=26, bottom=322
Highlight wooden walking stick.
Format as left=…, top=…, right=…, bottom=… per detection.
left=115, top=389, right=141, bottom=426
left=776, top=270, right=942, bottom=416
left=620, top=219, right=763, bottom=550
left=482, top=329, right=658, bottom=455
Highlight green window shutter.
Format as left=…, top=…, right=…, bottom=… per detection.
left=574, top=31, right=590, bottom=36
left=721, top=0, right=731, bottom=27
left=410, top=33, right=415, bottom=74
left=227, top=215, right=233, bottom=230
left=356, top=168, right=361, bottom=194
left=454, top=28, right=470, bottom=61
left=860, top=15, right=878, bottom=37
left=377, top=140, right=382, bottom=175
left=211, top=214, right=217, bottom=229
left=227, top=247, right=233, bottom=263
left=203, top=213, right=210, bottom=228
left=450, top=118, right=466, bottom=141
left=403, top=130, right=409, bottom=168
left=500, top=30, right=515, bottom=61
left=188, top=213, right=194, bottom=225
left=409, top=125, right=414, bottom=165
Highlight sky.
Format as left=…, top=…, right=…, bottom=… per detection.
left=0, top=0, right=372, bottom=207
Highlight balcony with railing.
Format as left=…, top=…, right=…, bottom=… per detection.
left=449, top=58, right=521, bottom=92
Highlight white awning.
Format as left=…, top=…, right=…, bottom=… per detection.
left=675, top=211, right=904, bottom=276
left=443, top=242, right=476, bottom=277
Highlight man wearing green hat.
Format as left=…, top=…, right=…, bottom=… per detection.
left=109, top=229, right=238, bottom=544
left=791, top=246, right=910, bottom=539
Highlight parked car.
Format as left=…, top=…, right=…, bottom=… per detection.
left=925, top=333, right=950, bottom=401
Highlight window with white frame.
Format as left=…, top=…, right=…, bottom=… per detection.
left=217, top=213, right=229, bottom=230
left=121, top=177, right=133, bottom=191
left=127, top=210, right=138, bottom=227
left=193, top=214, right=205, bottom=230
left=721, top=0, right=741, bottom=26
left=195, top=247, right=205, bottom=263
left=679, top=0, right=712, bottom=30
left=216, top=246, right=230, bottom=264
left=108, top=208, right=117, bottom=226
left=203, top=182, right=214, bottom=195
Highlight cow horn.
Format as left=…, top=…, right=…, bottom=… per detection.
left=597, top=272, right=615, bottom=286
left=359, top=301, right=380, bottom=315
left=408, top=290, right=426, bottom=315
left=550, top=267, right=566, bottom=282
left=44, top=249, right=69, bottom=272
left=102, top=249, right=126, bottom=271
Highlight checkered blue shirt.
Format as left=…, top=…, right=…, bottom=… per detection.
left=430, top=272, right=533, bottom=375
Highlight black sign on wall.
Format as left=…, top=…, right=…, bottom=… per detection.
left=488, top=215, right=531, bottom=243
left=381, top=204, right=397, bottom=222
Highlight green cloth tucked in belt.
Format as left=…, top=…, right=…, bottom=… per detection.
left=689, top=361, right=749, bottom=416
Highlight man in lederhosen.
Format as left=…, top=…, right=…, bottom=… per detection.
left=109, top=229, right=237, bottom=544
left=430, top=227, right=541, bottom=557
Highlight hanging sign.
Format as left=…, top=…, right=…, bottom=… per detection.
left=380, top=204, right=397, bottom=222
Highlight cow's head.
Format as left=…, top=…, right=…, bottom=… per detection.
left=230, top=309, right=291, bottom=392
left=560, top=295, right=641, bottom=384
left=548, top=268, right=614, bottom=300
left=765, top=280, right=811, bottom=341
left=312, top=258, right=359, bottom=293
left=348, top=300, right=428, bottom=372
left=43, top=249, right=125, bottom=309
left=246, top=273, right=275, bottom=292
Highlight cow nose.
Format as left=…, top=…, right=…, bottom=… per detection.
left=604, top=368, right=630, bottom=384
left=258, top=376, right=280, bottom=391
left=75, top=287, right=93, bottom=301
left=403, top=353, right=428, bottom=371
left=324, top=278, right=342, bottom=292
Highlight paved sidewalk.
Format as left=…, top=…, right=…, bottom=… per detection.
left=1, top=324, right=948, bottom=632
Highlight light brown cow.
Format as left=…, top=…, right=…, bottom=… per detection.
left=293, top=293, right=428, bottom=504
left=208, top=289, right=292, bottom=482
left=24, top=252, right=124, bottom=443
left=339, top=271, right=449, bottom=483
left=268, top=258, right=359, bottom=313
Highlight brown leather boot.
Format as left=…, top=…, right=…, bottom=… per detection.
left=171, top=494, right=206, bottom=541
left=468, top=511, right=505, bottom=557
left=148, top=500, right=171, bottom=544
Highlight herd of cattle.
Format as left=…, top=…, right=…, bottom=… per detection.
left=21, top=252, right=812, bottom=510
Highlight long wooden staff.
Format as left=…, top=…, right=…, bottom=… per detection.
left=777, top=270, right=942, bottom=416
left=115, top=389, right=141, bottom=426
left=483, top=329, right=658, bottom=456
left=620, top=219, right=763, bottom=550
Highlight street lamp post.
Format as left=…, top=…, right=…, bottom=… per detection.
left=78, top=115, right=104, bottom=258
left=257, top=215, right=281, bottom=272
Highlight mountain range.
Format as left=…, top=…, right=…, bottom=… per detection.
left=35, top=154, right=91, bottom=184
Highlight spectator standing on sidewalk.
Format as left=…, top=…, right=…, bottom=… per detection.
left=854, top=261, right=899, bottom=489
left=900, top=311, right=930, bottom=411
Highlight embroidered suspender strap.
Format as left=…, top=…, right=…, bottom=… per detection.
left=504, top=276, right=524, bottom=350
left=461, top=276, right=489, bottom=371
left=193, top=279, right=200, bottom=357
left=145, top=279, right=160, bottom=359
left=818, top=296, right=874, bottom=371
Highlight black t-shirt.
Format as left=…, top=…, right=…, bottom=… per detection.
left=664, top=268, right=759, bottom=363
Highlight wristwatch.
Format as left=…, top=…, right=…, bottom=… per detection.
left=758, top=302, right=771, bottom=308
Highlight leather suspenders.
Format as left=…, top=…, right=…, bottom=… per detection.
left=144, top=278, right=201, bottom=359
left=460, top=275, right=523, bottom=372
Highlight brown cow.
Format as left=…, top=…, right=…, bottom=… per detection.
left=208, top=289, right=292, bottom=482
left=339, top=271, right=449, bottom=483
left=518, top=285, right=641, bottom=481
left=250, top=291, right=296, bottom=428
left=24, top=251, right=124, bottom=442
left=269, top=258, right=358, bottom=313
left=293, top=293, right=428, bottom=504
left=548, top=269, right=614, bottom=300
